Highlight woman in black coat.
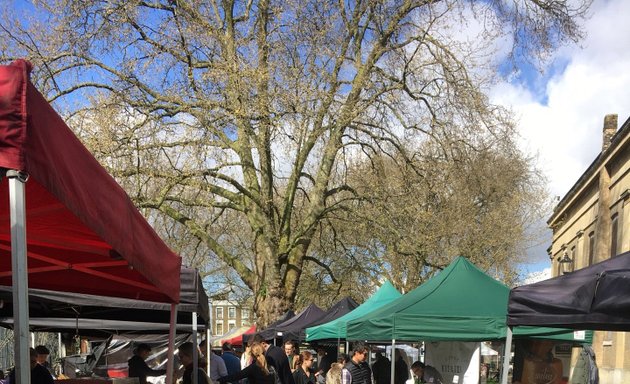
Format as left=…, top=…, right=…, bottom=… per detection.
left=292, top=351, right=316, bottom=384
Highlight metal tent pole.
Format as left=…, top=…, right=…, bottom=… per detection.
left=167, top=304, right=178, bottom=384
left=8, top=170, right=30, bottom=384
left=206, top=327, right=211, bottom=374
left=390, top=340, right=396, bottom=384
left=500, top=327, right=513, bottom=384
left=193, top=312, right=198, bottom=384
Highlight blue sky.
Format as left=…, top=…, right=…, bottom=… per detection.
left=11, top=0, right=625, bottom=284
left=491, top=0, right=630, bottom=282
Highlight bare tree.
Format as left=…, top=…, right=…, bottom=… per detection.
left=0, top=0, right=590, bottom=325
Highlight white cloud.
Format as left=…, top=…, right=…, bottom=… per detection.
left=491, top=0, right=630, bottom=198
left=522, top=267, right=551, bottom=285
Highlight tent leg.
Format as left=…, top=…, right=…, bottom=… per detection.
left=390, top=340, right=396, bottom=384
left=167, top=304, right=178, bottom=384
left=193, top=312, right=198, bottom=384
left=206, top=327, right=211, bottom=374
left=500, top=327, right=513, bottom=384
left=8, top=170, right=30, bottom=384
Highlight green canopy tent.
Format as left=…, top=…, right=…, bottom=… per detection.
left=346, top=257, right=589, bottom=342
left=305, top=281, right=401, bottom=342
left=346, top=257, right=591, bottom=384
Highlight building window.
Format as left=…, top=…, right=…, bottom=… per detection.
left=216, top=306, right=224, bottom=319
left=242, top=309, right=250, bottom=319
left=215, top=321, right=224, bottom=336
left=611, top=214, right=619, bottom=257
left=588, top=232, right=595, bottom=265
left=228, top=320, right=236, bottom=330
left=228, top=307, right=236, bottom=319
left=242, top=320, right=249, bottom=327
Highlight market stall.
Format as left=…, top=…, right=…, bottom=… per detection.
left=0, top=60, right=182, bottom=384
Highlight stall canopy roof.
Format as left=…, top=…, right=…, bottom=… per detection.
left=508, top=251, right=630, bottom=331
left=250, top=310, right=296, bottom=342
left=308, top=296, right=359, bottom=328
left=275, top=303, right=325, bottom=342
left=306, top=281, right=401, bottom=341
left=0, top=267, right=208, bottom=334
left=214, top=325, right=257, bottom=347
left=0, top=60, right=181, bottom=302
left=346, top=257, right=590, bottom=343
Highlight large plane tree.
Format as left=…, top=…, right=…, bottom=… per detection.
left=0, top=0, right=590, bottom=324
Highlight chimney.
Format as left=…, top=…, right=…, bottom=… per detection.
left=602, top=114, right=618, bottom=152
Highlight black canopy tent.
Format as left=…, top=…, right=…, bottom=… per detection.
left=500, top=252, right=630, bottom=384
left=508, top=251, right=630, bottom=331
left=307, top=297, right=358, bottom=328
left=275, top=303, right=326, bottom=342
left=244, top=310, right=296, bottom=344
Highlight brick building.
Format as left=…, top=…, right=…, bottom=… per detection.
left=210, top=300, right=253, bottom=336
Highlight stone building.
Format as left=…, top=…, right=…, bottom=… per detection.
left=548, top=114, right=630, bottom=383
left=210, top=300, right=253, bottom=335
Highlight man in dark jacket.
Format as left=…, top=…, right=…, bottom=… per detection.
left=253, top=333, right=295, bottom=384
left=344, top=342, right=371, bottom=384
left=128, top=344, right=167, bottom=384
left=8, top=348, right=54, bottom=384
left=371, top=352, right=390, bottom=384
left=221, top=342, right=242, bottom=382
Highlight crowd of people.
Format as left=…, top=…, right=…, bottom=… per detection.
left=135, top=336, right=443, bottom=384
left=3, top=337, right=440, bottom=384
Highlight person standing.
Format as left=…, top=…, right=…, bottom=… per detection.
left=292, top=351, right=316, bottom=384
left=210, top=350, right=229, bottom=382
left=315, top=347, right=333, bottom=377
left=178, top=342, right=209, bottom=384
left=371, top=352, right=390, bottom=384
left=34, top=345, right=54, bottom=378
left=128, top=344, right=167, bottom=384
left=325, top=363, right=343, bottom=384
left=252, top=334, right=295, bottom=384
left=338, top=354, right=351, bottom=384
left=221, top=343, right=242, bottom=377
left=343, top=343, right=371, bottom=384
left=284, top=341, right=298, bottom=372
left=393, top=350, right=408, bottom=384
left=218, top=343, right=275, bottom=384
left=242, top=342, right=253, bottom=368
left=8, top=348, right=54, bottom=384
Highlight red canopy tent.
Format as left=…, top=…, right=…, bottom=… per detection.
left=0, top=60, right=181, bottom=301
left=224, top=325, right=257, bottom=347
left=0, top=60, right=182, bottom=383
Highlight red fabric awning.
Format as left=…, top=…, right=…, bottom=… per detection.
left=0, top=60, right=181, bottom=302
left=223, top=325, right=257, bottom=346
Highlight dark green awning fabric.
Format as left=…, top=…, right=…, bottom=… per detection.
left=346, top=257, right=591, bottom=343
left=305, top=281, right=401, bottom=341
